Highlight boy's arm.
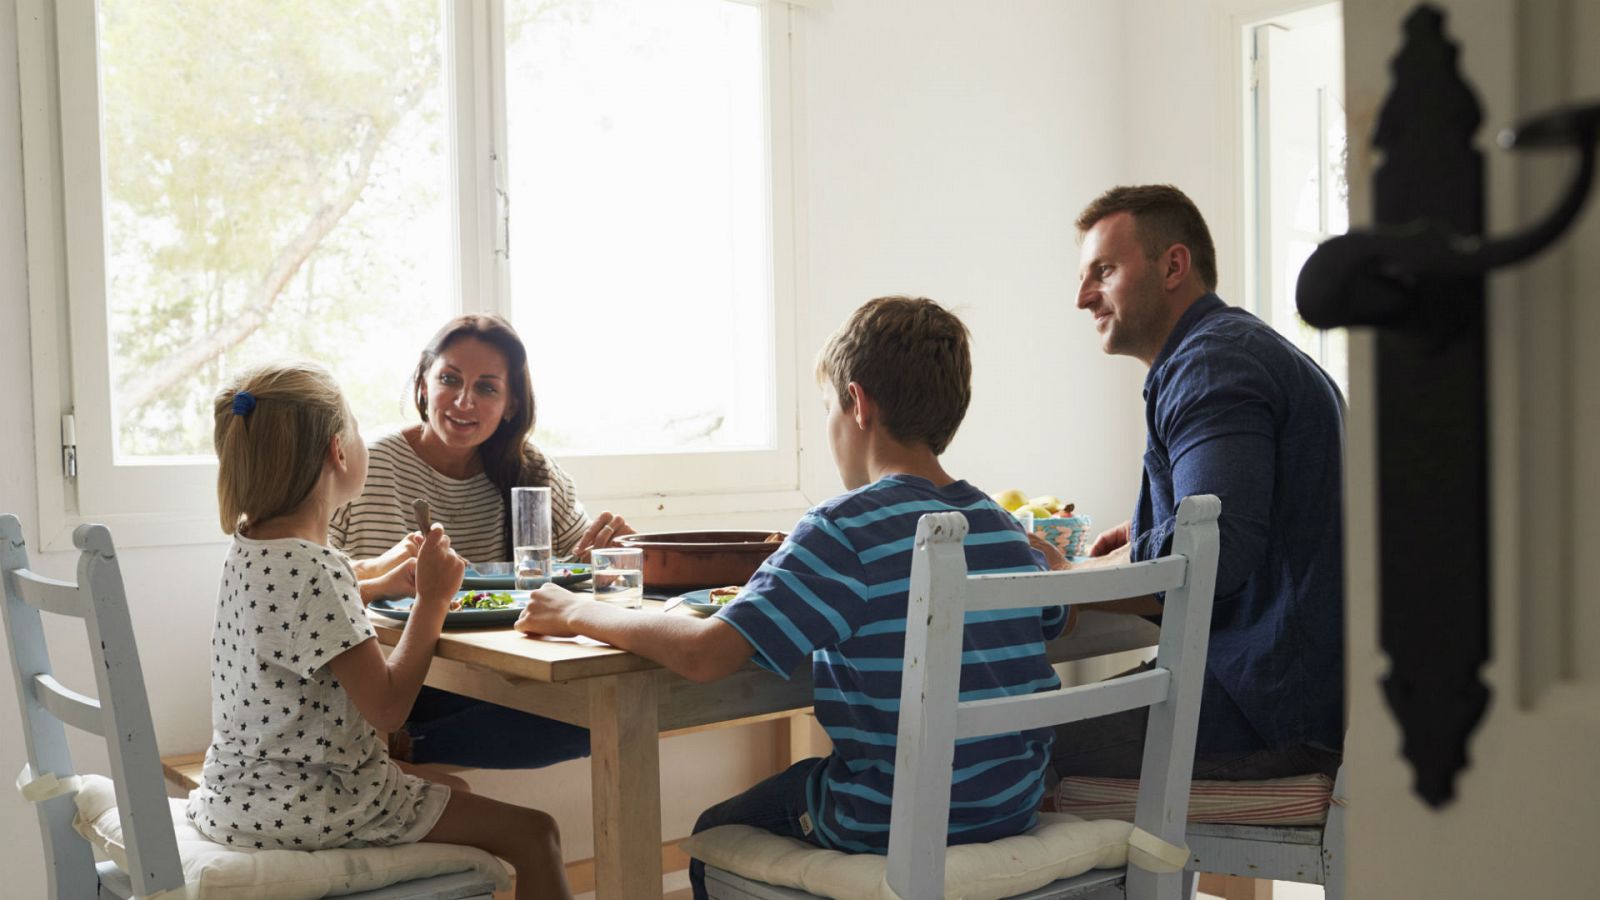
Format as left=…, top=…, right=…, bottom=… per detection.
left=515, top=585, right=755, bottom=683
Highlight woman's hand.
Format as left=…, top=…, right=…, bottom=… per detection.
left=514, top=584, right=582, bottom=638
left=570, top=511, right=636, bottom=561
left=414, top=525, right=465, bottom=611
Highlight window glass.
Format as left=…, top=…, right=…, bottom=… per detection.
left=503, top=0, right=775, bottom=455
left=98, top=0, right=452, bottom=459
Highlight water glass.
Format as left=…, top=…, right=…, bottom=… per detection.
left=591, top=547, right=644, bottom=609
left=512, top=486, right=553, bottom=589
left=1015, top=510, right=1035, bottom=534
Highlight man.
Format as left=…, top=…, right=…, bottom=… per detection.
left=1045, top=184, right=1344, bottom=780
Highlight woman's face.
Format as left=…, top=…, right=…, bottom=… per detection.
left=421, top=336, right=517, bottom=451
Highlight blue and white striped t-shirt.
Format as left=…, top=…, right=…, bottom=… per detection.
left=715, top=474, right=1066, bottom=853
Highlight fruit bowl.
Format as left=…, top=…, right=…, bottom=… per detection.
left=1035, top=514, right=1092, bottom=559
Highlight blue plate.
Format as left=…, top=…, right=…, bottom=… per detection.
left=368, top=589, right=532, bottom=627
left=461, top=563, right=593, bottom=590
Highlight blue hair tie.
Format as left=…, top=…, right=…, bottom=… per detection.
left=232, top=390, right=257, bottom=417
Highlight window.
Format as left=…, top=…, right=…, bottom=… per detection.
left=21, top=0, right=801, bottom=547
left=1244, top=2, right=1349, bottom=392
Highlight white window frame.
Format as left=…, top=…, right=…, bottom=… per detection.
left=19, top=0, right=811, bottom=551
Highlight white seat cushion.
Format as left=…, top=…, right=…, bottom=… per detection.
left=681, top=813, right=1135, bottom=900
left=71, top=775, right=510, bottom=899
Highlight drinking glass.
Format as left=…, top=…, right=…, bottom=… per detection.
left=591, top=547, right=644, bottom=609
left=511, top=486, right=553, bottom=589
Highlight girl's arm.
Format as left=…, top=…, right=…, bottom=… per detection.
left=328, top=525, right=464, bottom=732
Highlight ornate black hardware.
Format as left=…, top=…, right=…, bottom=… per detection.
left=1296, top=5, right=1600, bottom=808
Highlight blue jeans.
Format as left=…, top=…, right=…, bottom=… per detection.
left=403, top=686, right=590, bottom=768
left=690, top=757, right=825, bottom=900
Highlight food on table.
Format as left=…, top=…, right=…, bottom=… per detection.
left=991, top=488, right=1029, bottom=512
left=708, top=586, right=741, bottom=605
left=763, top=533, right=784, bottom=544
left=449, top=590, right=517, bottom=611
left=992, top=489, right=1076, bottom=520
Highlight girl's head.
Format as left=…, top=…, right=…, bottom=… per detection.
left=412, top=313, right=541, bottom=469
left=214, top=362, right=365, bottom=535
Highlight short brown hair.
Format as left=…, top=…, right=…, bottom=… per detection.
left=1076, top=184, right=1218, bottom=291
left=214, top=362, right=348, bottom=534
left=815, top=296, right=972, bottom=455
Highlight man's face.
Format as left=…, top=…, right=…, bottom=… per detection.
left=1076, top=212, right=1171, bottom=364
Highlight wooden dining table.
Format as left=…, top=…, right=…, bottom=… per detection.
left=369, top=601, right=1159, bottom=900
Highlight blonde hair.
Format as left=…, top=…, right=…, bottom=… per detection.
left=213, top=362, right=349, bottom=535
left=815, top=296, right=972, bottom=455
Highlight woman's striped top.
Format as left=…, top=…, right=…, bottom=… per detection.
left=331, top=430, right=589, bottom=565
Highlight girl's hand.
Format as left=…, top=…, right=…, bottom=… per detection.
left=514, top=584, right=582, bottom=638
left=365, top=557, right=418, bottom=602
left=352, top=532, right=423, bottom=580
left=570, top=511, right=637, bottom=561
left=414, top=525, right=465, bottom=611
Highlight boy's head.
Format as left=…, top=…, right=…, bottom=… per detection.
left=815, top=296, right=972, bottom=485
left=213, top=362, right=358, bottom=535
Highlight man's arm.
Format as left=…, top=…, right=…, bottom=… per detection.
left=515, top=585, right=755, bottom=683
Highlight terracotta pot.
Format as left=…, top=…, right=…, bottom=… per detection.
left=615, top=530, right=787, bottom=593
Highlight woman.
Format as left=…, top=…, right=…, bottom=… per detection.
left=332, top=313, right=634, bottom=768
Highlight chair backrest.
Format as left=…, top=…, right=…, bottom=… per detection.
left=886, top=495, right=1221, bottom=900
left=1, top=515, right=183, bottom=898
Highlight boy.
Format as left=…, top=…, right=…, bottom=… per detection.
left=516, top=296, right=1067, bottom=898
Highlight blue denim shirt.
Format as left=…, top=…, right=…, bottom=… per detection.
left=1132, top=294, right=1345, bottom=754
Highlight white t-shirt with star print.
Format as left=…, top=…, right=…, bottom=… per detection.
left=186, top=535, right=448, bottom=850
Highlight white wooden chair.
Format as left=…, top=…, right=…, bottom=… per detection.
left=702, top=494, right=1221, bottom=900
left=1, top=515, right=501, bottom=900
left=1184, top=759, right=1346, bottom=900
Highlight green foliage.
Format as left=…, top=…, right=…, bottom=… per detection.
left=102, top=0, right=446, bottom=455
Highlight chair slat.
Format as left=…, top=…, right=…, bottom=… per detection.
left=32, top=673, right=104, bottom=735
left=965, top=557, right=1187, bottom=613
left=956, top=668, right=1171, bottom=740
left=11, top=569, right=87, bottom=618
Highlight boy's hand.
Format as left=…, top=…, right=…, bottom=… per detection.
left=514, top=584, right=582, bottom=638
left=1028, top=533, right=1071, bottom=571
left=1088, top=520, right=1132, bottom=557
left=414, top=524, right=465, bottom=610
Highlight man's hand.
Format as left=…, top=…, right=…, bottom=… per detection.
left=414, top=525, right=465, bottom=611
left=570, top=511, right=636, bottom=561
left=514, top=584, right=584, bottom=638
left=1088, top=520, right=1132, bottom=557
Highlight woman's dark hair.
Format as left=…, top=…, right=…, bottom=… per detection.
left=412, top=314, right=549, bottom=554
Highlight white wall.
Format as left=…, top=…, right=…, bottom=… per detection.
left=0, top=1, right=1154, bottom=893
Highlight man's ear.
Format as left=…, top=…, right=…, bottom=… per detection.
left=846, top=381, right=874, bottom=429
left=1162, top=243, right=1192, bottom=291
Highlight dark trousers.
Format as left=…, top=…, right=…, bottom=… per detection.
left=689, top=758, right=825, bottom=900
left=403, top=686, right=590, bottom=768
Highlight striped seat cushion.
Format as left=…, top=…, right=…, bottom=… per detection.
left=1055, top=773, right=1334, bottom=826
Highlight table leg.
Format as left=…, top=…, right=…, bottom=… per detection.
left=589, top=670, right=662, bottom=900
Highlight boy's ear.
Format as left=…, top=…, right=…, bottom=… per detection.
left=846, top=382, right=874, bottom=429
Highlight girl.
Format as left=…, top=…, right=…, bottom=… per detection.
left=187, top=361, right=572, bottom=900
